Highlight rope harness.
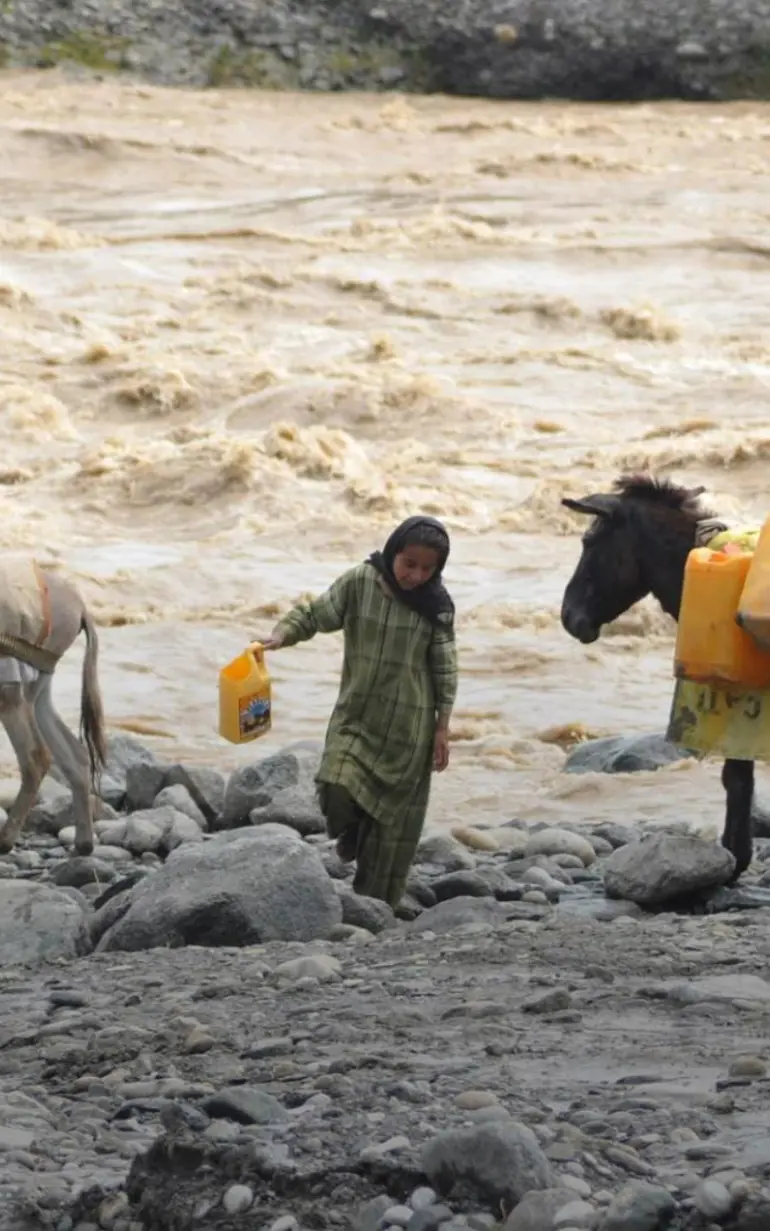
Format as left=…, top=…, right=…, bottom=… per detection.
left=694, top=517, right=730, bottom=548
left=0, top=632, right=58, bottom=674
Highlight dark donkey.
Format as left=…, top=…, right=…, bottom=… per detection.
left=560, top=473, right=755, bottom=880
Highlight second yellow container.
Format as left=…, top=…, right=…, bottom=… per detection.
left=736, top=516, right=770, bottom=652
left=675, top=546, right=770, bottom=689
left=218, top=643, right=272, bottom=744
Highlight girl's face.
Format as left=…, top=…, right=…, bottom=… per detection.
left=393, top=543, right=441, bottom=590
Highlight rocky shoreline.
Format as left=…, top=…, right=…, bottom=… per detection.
left=4, top=735, right=770, bottom=1230
left=0, top=0, right=769, bottom=98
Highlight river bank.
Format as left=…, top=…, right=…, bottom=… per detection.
left=4, top=738, right=770, bottom=1231
left=1, top=0, right=770, bottom=98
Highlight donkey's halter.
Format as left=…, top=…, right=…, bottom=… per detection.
left=694, top=518, right=730, bottom=548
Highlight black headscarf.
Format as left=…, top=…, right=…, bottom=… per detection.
left=367, top=515, right=455, bottom=630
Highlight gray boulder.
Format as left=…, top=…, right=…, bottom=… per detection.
left=27, top=792, right=118, bottom=838
left=431, top=871, right=494, bottom=901
left=598, top=1181, right=676, bottom=1231
left=592, top=823, right=634, bottom=850
left=723, top=1192, right=770, bottom=1231
left=249, top=782, right=326, bottom=837
left=200, top=1087, right=289, bottom=1126
left=98, top=774, right=127, bottom=810
left=603, top=832, right=735, bottom=907
left=154, top=784, right=208, bottom=830
left=422, top=1121, right=556, bottom=1207
left=336, top=883, right=396, bottom=934
left=165, top=764, right=226, bottom=826
left=125, top=760, right=170, bottom=812
left=564, top=733, right=695, bottom=775
left=48, top=856, right=120, bottom=890
left=103, top=733, right=160, bottom=785
left=97, top=806, right=205, bottom=856
left=76, top=732, right=164, bottom=809
left=504, top=1188, right=582, bottom=1231
left=118, top=750, right=227, bottom=821
left=0, top=882, right=90, bottom=965
left=750, top=798, right=770, bottom=839
left=221, top=746, right=321, bottom=829
left=416, top=832, right=476, bottom=872
left=409, top=896, right=511, bottom=934
left=90, top=870, right=153, bottom=947
left=164, top=810, right=206, bottom=850
left=96, top=824, right=341, bottom=952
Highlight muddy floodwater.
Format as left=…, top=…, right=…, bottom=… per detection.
left=2, top=70, right=770, bottom=834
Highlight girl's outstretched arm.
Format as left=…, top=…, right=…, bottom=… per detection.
left=261, top=567, right=357, bottom=649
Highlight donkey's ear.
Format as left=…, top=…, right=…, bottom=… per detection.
left=561, top=494, right=620, bottom=518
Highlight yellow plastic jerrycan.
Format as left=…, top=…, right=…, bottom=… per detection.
left=218, top=642, right=272, bottom=744
left=675, top=547, right=770, bottom=689
left=736, top=515, right=770, bottom=653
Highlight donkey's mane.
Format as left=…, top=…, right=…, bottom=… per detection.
left=612, top=473, right=714, bottom=521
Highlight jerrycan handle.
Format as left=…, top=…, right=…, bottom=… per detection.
left=246, top=641, right=265, bottom=664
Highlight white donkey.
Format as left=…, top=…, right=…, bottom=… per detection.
left=0, top=561, right=106, bottom=856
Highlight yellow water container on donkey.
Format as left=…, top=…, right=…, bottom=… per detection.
left=219, top=643, right=272, bottom=744
left=675, top=546, right=770, bottom=689
left=736, top=516, right=770, bottom=653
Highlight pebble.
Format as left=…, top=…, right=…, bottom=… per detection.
left=693, top=1178, right=733, bottom=1219
left=676, top=39, right=708, bottom=60
left=561, top=1176, right=591, bottom=1196
left=522, top=989, right=572, bottom=1014
left=406, top=1206, right=454, bottom=1231
left=526, top=829, right=596, bottom=867
left=274, top=955, right=341, bottom=983
left=50, top=989, right=90, bottom=1009
left=728, top=1055, right=766, bottom=1078
left=98, top=1192, right=129, bottom=1226
left=384, top=1205, right=414, bottom=1226
left=183, top=1026, right=215, bottom=1054
left=599, top=1181, right=675, bottom=1229
left=455, top=1090, right=499, bottom=1111
left=466, top=1217, right=496, bottom=1231
left=244, top=1035, right=294, bottom=1058
left=553, top=1200, right=595, bottom=1227
left=201, top=1087, right=289, bottom=1125
left=270, top=1218, right=299, bottom=1231
left=0, top=1126, right=34, bottom=1150
left=451, top=826, right=500, bottom=853
left=223, top=1184, right=254, bottom=1214
left=409, top=1188, right=438, bottom=1211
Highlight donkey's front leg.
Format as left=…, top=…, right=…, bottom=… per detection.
left=0, top=688, right=51, bottom=854
left=721, top=758, right=754, bottom=880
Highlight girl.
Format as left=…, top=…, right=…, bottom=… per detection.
left=261, top=516, right=457, bottom=911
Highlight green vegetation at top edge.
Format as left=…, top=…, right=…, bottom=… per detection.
left=37, top=31, right=131, bottom=72
left=206, top=40, right=435, bottom=91
left=722, top=45, right=770, bottom=98
left=206, top=45, right=297, bottom=89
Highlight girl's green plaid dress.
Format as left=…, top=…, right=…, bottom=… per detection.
left=275, top=562, right=458, bottom=908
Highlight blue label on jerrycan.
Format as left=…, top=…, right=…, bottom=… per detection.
left=238, top=693, right=271, bottom=739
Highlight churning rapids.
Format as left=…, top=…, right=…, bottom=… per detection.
left=1, top=70, right=770, bottom=837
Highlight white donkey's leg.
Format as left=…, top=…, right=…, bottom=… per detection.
left=33, top=674, right=94, bottom=856
left=0, top=682, right=51, bottom=854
